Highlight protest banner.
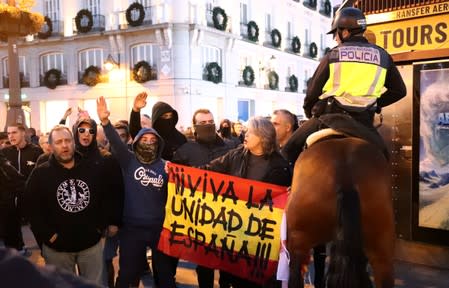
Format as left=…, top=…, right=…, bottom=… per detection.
left=158, top=163, right=288, bottom=284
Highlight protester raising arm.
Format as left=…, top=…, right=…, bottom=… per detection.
left=129, top=92, right=148, bottom=139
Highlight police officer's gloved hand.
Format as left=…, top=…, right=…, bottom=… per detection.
left=375, top=106, right=382, bottom=114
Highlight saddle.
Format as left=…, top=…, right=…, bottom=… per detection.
left=305, top=113, right=389, bottom=160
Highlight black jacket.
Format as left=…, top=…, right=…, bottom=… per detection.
left=25, top=154, right=109, bottom=252
left=204, top=146, right=291, bottom=187
left=1, top=143, right=43, bottom=179
left=0, top=153, right=25, bottom=239
left=172, top=135, right=237, bottom=167
left=303, top=36, right=406, bottom=119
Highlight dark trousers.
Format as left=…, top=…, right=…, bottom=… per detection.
left=196, top=265, right=214, bottom=288
left=2, top=204, right=24, bottom=250
left=115, top=225, right=176, bottom=288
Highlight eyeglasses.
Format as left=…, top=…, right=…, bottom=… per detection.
left=78, top=127, right=95, bottom=135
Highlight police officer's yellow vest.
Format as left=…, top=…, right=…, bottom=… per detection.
left=320, top=43, right=388, bottom=108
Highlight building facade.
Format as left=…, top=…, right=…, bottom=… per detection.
left=0, top=0, right=335, bottom=132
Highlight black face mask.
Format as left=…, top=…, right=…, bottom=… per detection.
left=194, top=124, right=216, bottom=144
left=154, top=118, right=176, bottom=134
left=135, top=142, right=158, bottom=164
left=220, top=126, right=231, bottom=138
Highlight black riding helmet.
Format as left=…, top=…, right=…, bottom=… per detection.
left=327, top=7, right=366, bottom=36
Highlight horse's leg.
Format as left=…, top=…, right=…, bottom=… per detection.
left=287, top=232, right=313, bottom=288
left=365, top=233, right=395, bottom=288
left=313, top=244, right=326, bottom=288
left=288, top=248, right=310, bottom=288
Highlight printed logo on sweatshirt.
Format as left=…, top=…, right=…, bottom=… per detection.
left=56, top=179, right=90, bottom=213
left=134, top=166, right=164, bottom=187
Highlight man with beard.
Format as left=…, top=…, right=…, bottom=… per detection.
left=24, top=125, right=109, bottom=285
left=129, top=92, right=186, bottom=161
left=172, top=109, right=237, bottom=288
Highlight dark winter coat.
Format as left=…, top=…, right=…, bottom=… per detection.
left=204, top=146, right=291, bottom=187
left=172, top=135, right=237, bottom=167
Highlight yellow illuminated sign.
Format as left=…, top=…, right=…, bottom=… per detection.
left=366, top=2, right=449, bottom=24
left=367, top=14, right=449, bottom=54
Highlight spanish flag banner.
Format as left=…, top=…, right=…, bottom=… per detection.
left=158, top=163, right=288, bottom=284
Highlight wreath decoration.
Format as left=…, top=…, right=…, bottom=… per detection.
left=206, top=62, right=222, bottom=84
left=126, top=2, right=145, bottom=27
left=132, top=60, right=152, bottom=83
left=289, top=75, right=298, bottom=92
left=292, top=36, right=301, bottom=53
left=247, top=21, right=259, bottom=42
left=43, top=68, right=61, bottom=89
left=75, top=9, right=93, bottom=33
left=38, top=16, right=53, bottom=39
left=82, top=65, right=101, bottom=86
left=324, top=0, right=332, bottom=16
left=308, top=0, right=317, bottom=8
left=271, top=29, right=282, bottom=48
left=309, top=42, right=318, bottom=58
left=242, top=66, right=255, bottom=86
left=268, top=71, right=279, bottom=90
left=212, top=7, right=228, bottom=31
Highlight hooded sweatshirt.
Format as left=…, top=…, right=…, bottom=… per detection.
left=25, top=154, right=107, bottom=252
left=129, top=102, right=186, bottom=160
left=72, top=118, right=123, bottom=227
left=103, top=122, right=167, bottom=228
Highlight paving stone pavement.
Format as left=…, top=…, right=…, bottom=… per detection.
left=21, top=225, right=449, bottom=287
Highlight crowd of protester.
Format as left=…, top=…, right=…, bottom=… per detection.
left=0, top=92, right=299, bottom=288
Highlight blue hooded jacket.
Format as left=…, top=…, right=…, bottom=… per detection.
left=103, top=122, right=167, bottom=228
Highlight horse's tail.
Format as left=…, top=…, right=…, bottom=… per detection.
left=326, top=185, right=373, bottom=288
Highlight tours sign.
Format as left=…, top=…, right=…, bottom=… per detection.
left=158, top=163, right=288, bottom=284
left=366, top=2, right=449, bottom=54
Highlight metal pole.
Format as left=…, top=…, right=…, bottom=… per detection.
left=5, top=0, right=26, bottom=129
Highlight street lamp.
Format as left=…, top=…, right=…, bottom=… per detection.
left=104, top=54, right=119, bottom=71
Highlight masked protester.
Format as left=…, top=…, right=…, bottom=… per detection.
left=172, top=109, right=237, bottom=288
left=218, top=119, right=241, bottom=147
left=129, top=92, right=186, bottom=161
left=97, top=96, right=176, bottom=288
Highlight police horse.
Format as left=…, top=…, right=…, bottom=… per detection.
left=286, top=134, right=395, bottom=288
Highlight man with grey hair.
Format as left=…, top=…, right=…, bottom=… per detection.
left=25, top=125, right=111, bottom=285
left=271, top=109, right=298, bottom=152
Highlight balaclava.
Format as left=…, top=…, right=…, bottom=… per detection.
left=135, top=142, right=158, bottom=164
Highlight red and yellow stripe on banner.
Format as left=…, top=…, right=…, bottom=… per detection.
left=158, top=163, right=288, bottom=284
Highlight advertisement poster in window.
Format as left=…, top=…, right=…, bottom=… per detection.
left=417, top=61, right=449, bottom=231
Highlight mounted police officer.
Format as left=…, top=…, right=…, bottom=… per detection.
left=283, top=7, right=406, bottom=165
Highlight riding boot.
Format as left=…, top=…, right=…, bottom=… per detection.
left=313, top=245, right=326, bottom=288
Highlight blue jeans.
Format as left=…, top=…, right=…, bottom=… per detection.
left=42, top=240, right=104, bottom=285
